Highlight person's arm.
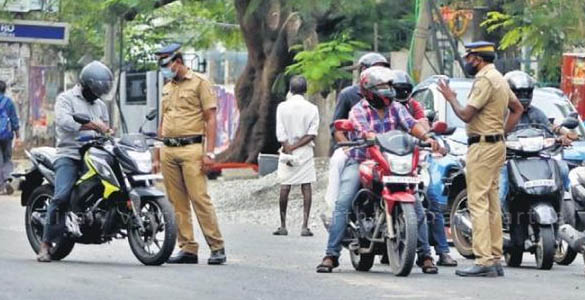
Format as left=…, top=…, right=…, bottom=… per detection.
left=410, top=99, right=430, bottom=130
left=437, top=80, right=479, bottom=123
left=275, top=104, right=292, bottom=152
left=7, top=99, right=19, bottom=139
left=395, top=103, right=442, bottom=153
left=331, top=90, right=352, bottom=143
left=199, top=79, right=218, bottom=172
left=203, top=108, right=217, bottom=155
left=504, top=91, right=524, bottom=134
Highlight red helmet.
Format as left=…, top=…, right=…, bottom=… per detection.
left=360, top=66, right=396, bottom=109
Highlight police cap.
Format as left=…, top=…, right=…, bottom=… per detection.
left=155, top=43, right=182, bottom=66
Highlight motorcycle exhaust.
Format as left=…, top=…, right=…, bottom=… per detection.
left=559, top=224, right=585, bottom=253
left=452, top=212, right=473, bottom=237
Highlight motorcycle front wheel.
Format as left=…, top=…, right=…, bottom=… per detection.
left=535, top=225, right=555, bottom=270
left=25, top=184, right=75, bottom=261
left=385, top=202, right=417, bottom=277
left=128, top=197, right=177, bottom=266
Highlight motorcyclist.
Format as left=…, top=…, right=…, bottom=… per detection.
left=37, top=61, right=114, bottom=262
left=316, top=66, right=443, bottom=274
left=323, top=53, right=391, bottom=226
left=392, top=70, right=458, bottom=267
left=499, top=70, right=577, bottom=212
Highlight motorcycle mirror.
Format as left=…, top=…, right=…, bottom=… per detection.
left=425, top=110, right=436, bottom=123
left=561, top=117, right=580, bottom=130
left=444, top=127, right=456, bottom=135
left=334, top=119, right=354, bottom=132
left=431, top=121, right=448, bottom=134
left=146, top=109, right=157, bottom=121
left=73, top=113, right=91, bottom=125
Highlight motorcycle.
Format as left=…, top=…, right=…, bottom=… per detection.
left=15, top=110, right=177, bottom=265
left=451, top=118, right=579, bottom=270
left=556, top=166, right=585, bottom=266
left=334, top=119, right=448, bottom=276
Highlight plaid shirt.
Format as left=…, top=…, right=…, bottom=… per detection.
left=348, top=99, right=417, bottom=162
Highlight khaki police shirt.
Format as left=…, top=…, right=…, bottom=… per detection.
left=161, top=70, right=216, bottom=138
left=466, top=64, right=516, bottom=136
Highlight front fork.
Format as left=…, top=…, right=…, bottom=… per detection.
left=383, top=188, right=417, bottom=239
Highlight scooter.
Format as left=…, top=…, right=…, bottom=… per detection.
left=451, top=118, right=579, bottom=270
left=334, top=119, right=448, bottom=276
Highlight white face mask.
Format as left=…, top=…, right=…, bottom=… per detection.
left=161, top=67, right=177, bottom=79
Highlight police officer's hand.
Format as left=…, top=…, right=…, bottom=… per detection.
left=202, top=156, right=215, bottom=174
left=437, top=80, right=457, bottom=103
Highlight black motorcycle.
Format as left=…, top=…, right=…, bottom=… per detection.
left=451, top=118, right=579, bottom=270
left=15, top=110, right=177, bottom=265
left=557, top=166, right=585, bottom=265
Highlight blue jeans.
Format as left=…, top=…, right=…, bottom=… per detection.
left=427, top=197, right=450, bottom=254
left=0, top=139, right=13, bottom=189
left=499, top=159, right=569, bottom=210
left=325, top=160, right=432, bottom=258
left=42, top=157, right=80, bottom=243
left=326, top=162, right=360, bottom=257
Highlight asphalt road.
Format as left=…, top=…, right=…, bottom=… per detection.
left=1, top=194, right=583, bottom=300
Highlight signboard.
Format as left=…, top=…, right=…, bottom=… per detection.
left=0, top=0, right=59, bottom=13
left=0, top=19, right=69, bottom=45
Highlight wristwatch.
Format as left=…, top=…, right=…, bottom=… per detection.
left=206, top=152, right=216, bottom=160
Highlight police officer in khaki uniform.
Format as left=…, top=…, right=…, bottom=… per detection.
left=154, top=44, right=226, bottom=265
left=438, top=41, right=523, bottom=277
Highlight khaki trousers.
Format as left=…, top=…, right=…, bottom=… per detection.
left=161, top=143, right=224, bottom=254
left=466, top=141, right=506, bottom=266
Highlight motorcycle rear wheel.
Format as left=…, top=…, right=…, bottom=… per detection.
left=25, top=184, right=75, bottom=261
left=555, top=199, right=578, bottom=265
left=450, top=189, right=475, bottom=259
left=128, top=197, right=177, bottom=266
left=536, top=225, right=555, bottom=270
left=349, top=232, right=375, bottom=272
left=385, top=202, right=417, bottom=277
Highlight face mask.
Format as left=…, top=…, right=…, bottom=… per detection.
left=464, top=61, right=479, bottom=77
left=161, top=67, right=177, bottom=80
left=81, top=87, right=99, bottom=104
left=368, top=88, right=395, bottom=109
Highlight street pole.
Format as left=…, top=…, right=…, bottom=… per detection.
left=410, top=0, right=431, bottom=82
left=374, top=22, right=379, bottom=52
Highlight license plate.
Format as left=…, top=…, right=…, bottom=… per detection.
left=133, top=174, right=163, bottom=181
left=383, top=176, right=421, bottom=184
left=524, top=179, right=555, bottom=189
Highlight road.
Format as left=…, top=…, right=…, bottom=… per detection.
left=0, top=193, right=583, bottom=300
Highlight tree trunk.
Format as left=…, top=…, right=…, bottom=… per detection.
left=218, top=0, right=301, bottom=163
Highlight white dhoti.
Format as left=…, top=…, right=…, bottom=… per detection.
left=277, top=145, right=316, bottom=185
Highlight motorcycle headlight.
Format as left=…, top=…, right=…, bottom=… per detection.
left=90, top=156, right=119, bottom=186
left=384, top=153, right=413, bottom=175
left=127, top=150, right=153, bottom=173
left=519, top=136, right=544, bottom=152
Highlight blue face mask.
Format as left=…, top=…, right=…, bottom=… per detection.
left=161, top=67, right=177, bottom=80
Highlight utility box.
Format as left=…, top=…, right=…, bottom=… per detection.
left=120, top=71, right=161, bottom=134
left=561, top=53, right=585, bottom=119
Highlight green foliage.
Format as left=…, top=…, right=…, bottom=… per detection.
left=285, top=34, right=367, bottom=95
left=481, top=0, right=585, bottom=83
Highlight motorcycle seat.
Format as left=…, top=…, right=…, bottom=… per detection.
left=30, top=147, right=57, bottom=170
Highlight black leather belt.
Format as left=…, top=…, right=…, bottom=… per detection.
left=163, top=136, right=203, bottom=147
left=467, top=134, right=504, bottom=146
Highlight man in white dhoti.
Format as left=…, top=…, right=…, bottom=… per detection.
left=274, top=76, right=319, bottom=237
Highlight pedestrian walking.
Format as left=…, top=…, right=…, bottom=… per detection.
left=154, top=43, right=226, bottom=265
left=437, top=41, right=524, bottom=277
left=0, top=80, right=20, bottom=195
left=273, top=76, right=319, bottom=237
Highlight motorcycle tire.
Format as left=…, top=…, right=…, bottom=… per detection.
left=385, top=202, right=417, bottom=277
left=555, top=199, right=578, bottom=265
left=536, top=225, right=555, bottom=270
left=128, top=196, right=177, bottom=266
left=349, top=234, right=375, bottom=272
left=450, top=189, right=475, bottom=259
left=25, top=184, right=75, bottom=261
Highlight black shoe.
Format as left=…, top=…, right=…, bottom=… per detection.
left=437, top=253, right=458, bottom=267
left=167, top=251, right=198, bottom=264
left=494, top=263, right=505, bottom=277
left=208, top=249, right=227, bottom=265
left=380, top=253, right=389, bottom=265
left=455, top=264, right=498, bottom=277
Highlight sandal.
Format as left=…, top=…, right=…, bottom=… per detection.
left=301, top=228, right=313, bottom=237
left=316, top=256, right=339, bottom=273
left=421, top=256, right=439, bottom=274
left=272, top=227, right=288, bottom=236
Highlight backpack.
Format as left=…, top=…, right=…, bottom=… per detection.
left=0, top=95, right=13, bottom=140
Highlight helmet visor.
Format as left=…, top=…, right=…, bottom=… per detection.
left=87, top=79, right=113, bottom=97
left=394, top=84, right=413, bottom=102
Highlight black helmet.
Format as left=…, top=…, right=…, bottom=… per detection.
left=504, top=70, right=535, bottom=108
left=79, top=61, right=114, bottom=99
left=358, top=53, right=390, bottom=70
left=389, top=70, right=413, bottom=103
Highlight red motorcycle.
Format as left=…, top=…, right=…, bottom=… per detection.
left=335, top=120, right=448, bottom=276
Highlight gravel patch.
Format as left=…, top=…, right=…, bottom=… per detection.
left=210, top=158, right=331, bottom=232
